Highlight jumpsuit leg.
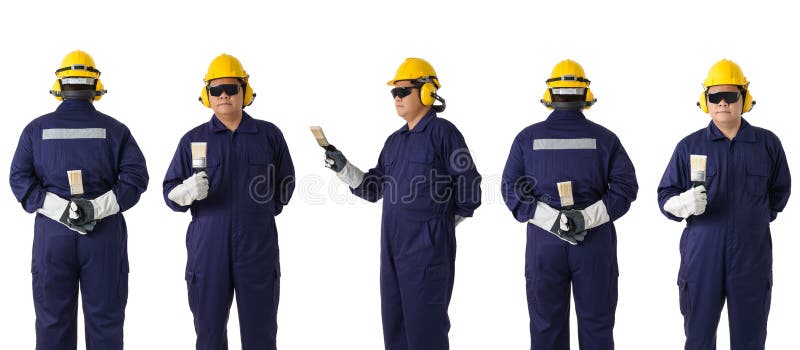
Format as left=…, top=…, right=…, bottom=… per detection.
left=381, top=217, right=409, bottom=350
left=33, top=219, right=80, bottom=350
left=726, top=232, right=772, bottom=350
left=186, top=218, right=234, bottom=350
left=571, top=228, right=617, bottom=350
left=526, top=228, right=571, bottom=350
left=679, top=228, right=725, bottom=350
left=233, top=218, right=280, bottom=350
left=395, top=218, right=453, bottom=350
left=78, top=218, right=128, bottom=350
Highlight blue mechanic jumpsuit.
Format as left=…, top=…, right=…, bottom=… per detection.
left=501, top=109, right=638, bottom=350
left=351, top=110, right=481, bottom=350
left=9, top=99, right=149, bottom=350
left=657, top=119, right=790, bottom=350
left=163, top=113, right=294, bottom=350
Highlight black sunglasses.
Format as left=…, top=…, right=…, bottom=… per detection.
left=707, top=91, right=740, bottom=104
left=391, top=86, right=416, bottom=99
left=208, top=84, right=240, bottom=97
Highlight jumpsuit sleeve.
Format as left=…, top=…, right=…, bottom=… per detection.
left=162, top=136, right=193, bottom=212
left=602, top=138, right=639, bottom=221
left=657, top=142, right=690, bottom=222
left=272, top=129, right=295, bottom=216
left=502, top=132, right=538, bottom=223
left=9, top=124, right=46, bottom=213
left=441, top=125, right=481, bottom=217
left=768, top=136, right=791, bottom=221
left=350, top=141, right=388, bottom=203
left=113, top=127, right=149, bottom=212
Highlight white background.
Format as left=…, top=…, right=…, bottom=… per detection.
left=1, top=0, right=798, bottom=348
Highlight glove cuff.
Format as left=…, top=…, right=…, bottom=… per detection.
left=529, top=201, right=559, bottom=230
left=336, top=161, right=365, bottom=188
left=581, top=200, right=610, bottom=230
left=92, top=190, right=120, bottom=220
left=37, top=192, right=70, bottom=221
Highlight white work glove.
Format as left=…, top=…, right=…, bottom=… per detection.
left=529, top=202, right=586, bottom=245
left=335, top=161, right=365, bottom=189
left=664, top=185, right=707, bottom=219
left=455, top=215, right=465, bottom=227
left=36, top=192, right=94, bottom=234
left=68, top=190, right=120, bottom=226
left=168, top=171, right=209, bottom=206
left=558, top=200, right=611, bottom=236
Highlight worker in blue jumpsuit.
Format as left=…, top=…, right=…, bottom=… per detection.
left=657, top=59, right=790, bottom=350
left=9, top=50, right=149, bottom=349
left=323, top=57, right=481, bottom=350
left=163, top=53, right=294, bottom=350
left=501, top=59, right=638, bottom=350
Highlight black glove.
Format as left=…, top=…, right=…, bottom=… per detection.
left=558, top=209, right=586, bottom=236
left=324, top=144, right=348, bottom=172
left=59, top=204, right=97, bottom=234
left=68, top=198, right=95, bottom=226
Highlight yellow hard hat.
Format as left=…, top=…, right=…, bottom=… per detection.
left=541, top=59, right=596, bottom=110
left=199, top=53, right=255, bottom=107
left=387, top=57, right=441, bottom=89
left=697, top=59, right=755, bottom=113
left=50, top=50, right=106, bottom=101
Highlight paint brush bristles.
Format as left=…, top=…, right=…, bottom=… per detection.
left=191, top=142, right=207, bottom=170
left=557, top=181, right=574, bottom=209
left=690, top=155, right=707, bottom=185
left=309, top=126, right=330, bottom=147
left=67, top=170, right=84, bottom=197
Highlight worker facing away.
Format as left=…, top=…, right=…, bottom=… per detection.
left=162, top=53, right=295, bottom=350
left=322, top=57, right=482, bottom=350
left=501, top=59, right=638, bottom=350
left=657, top=59, right=790, bottom=350
left=9, top=50, right=149, bottom=349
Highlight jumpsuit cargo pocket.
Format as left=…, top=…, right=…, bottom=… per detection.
left=185, top=270, right=198, bottom=313
left=424, top=264, right=449, bottom=305
left=678, top=279, right=692, bottom=316
left=273, top=266, right=281, bottom=308
left=31, top=267, right=42, bottom=301
left=118, top=260, right=130, bottom=301
left=764, top=278, right=773, bottom=317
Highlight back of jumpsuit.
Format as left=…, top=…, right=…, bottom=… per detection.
left=163, top=113, right=295, bottom=350
left=10, top=99, right=149, bottom=350
left=657, top=119, right=790, bottom=350
left=501, top=109, right=638, bottom=350
left=350, top=110, right=481, bottom=350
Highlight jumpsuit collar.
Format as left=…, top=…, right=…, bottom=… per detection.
left=56, top=99, right=96, bottom=112
left=707, top=118, right=756, bottom=143
left=546, top=109, right=587, bottom=121
left=210, top=111, right=258, bottom=134
left=399, top=108, right=436, bottom=133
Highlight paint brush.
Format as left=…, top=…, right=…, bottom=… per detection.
left=191, top=142, right=207, bottom=173
left=690, top=155, right=707, bottom=187
left=309, top=126, right=330, bottom=148
left=557, top=181, right=574, bottom=210
left=67, top=170, right=84, bottom=198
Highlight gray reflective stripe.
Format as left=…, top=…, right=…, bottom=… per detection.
left=42, top=128, right=106, bottom=140
left=533, top=138, right=596, bottom=150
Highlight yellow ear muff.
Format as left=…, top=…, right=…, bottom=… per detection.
left=742, top=87, right=755, bottom=113
left=199, top=86, right=211, bottom=107
left=583, top=88, right=596, bottom=110
left=419, top=82, right=436, bottom=106
left=697, top=91, right=709, bottom=113
left=93, top=80, right=106, bottom=101
left=243, top=83, right=255, bottom=107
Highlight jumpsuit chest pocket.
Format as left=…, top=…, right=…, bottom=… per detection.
left=248, top=151, right=274, bottom=203
left=407, top=150, right=434, bottom=178
left=745, top=162, right=769, bottom=198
